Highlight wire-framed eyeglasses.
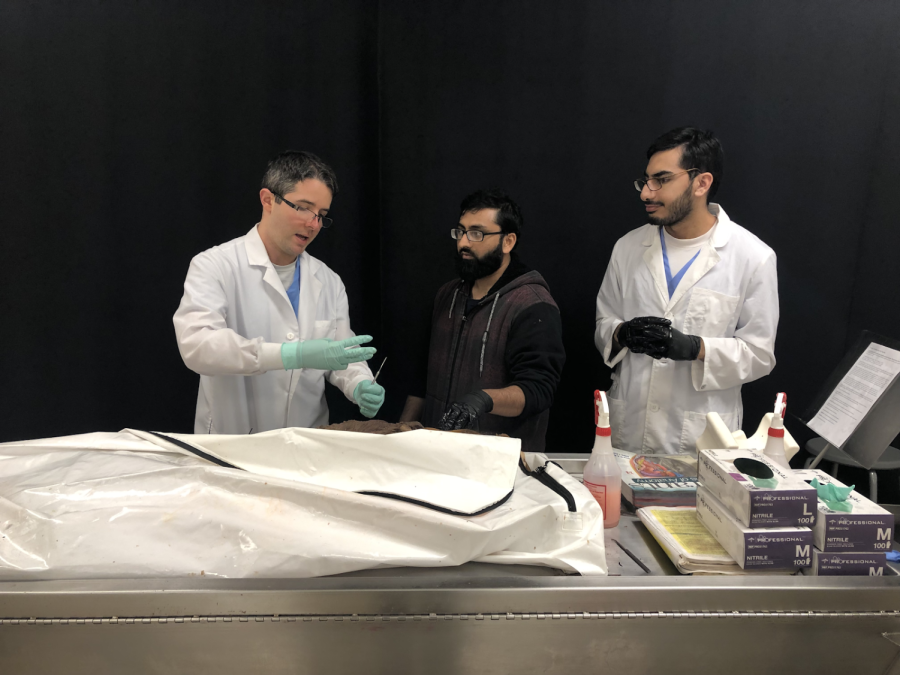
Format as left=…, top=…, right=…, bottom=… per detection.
left=272, top=192, right=334, bottom=228
left=451, top=228, right=506, bottom=242
left=633, top=168, right=699, bottom=192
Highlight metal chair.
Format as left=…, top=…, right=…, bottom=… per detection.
left=804, top=437, right=900, bottom=503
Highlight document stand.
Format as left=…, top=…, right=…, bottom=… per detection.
left=799, top=331, right=900, bottom=470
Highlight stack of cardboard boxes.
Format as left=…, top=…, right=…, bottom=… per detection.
left=695, top=449, right=893, bottom=575
left=794, top=469, right=893, bottom=576
left=696, top=449, right=816, bottom=571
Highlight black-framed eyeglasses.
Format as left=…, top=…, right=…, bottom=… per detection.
left=272, top=192, right=334, bottom=228
left=633, top=168, right=699, bottom=192
left=451, top=228, right=506, bottom=242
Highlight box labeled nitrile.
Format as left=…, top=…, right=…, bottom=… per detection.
left=793, top=469, right=894, bottom=552
left=811, top=547, right=887, bottom=576
left=696, top=486, right=812, bottom=570
left=698, top=449, right=817, bottom=528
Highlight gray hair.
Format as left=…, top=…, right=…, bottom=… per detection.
left=261, top=150, right=339, bottom=199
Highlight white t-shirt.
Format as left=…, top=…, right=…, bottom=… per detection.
left=274, top=260, right=296, bottom=291
left=662, top=224, right=716, bottom=276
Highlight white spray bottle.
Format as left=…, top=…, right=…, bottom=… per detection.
left=582, top=390, right=622, bottom=528
left=763, top=392, right=791, bottom=470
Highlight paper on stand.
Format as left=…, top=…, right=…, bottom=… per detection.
left=808, top=343, right=900, bottom=448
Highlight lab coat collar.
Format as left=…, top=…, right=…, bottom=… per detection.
left=640, top=203, right=729, bottom=312
left=639, top=203, right=731, bottom=247
left=245, top=224, right=323, bottom=275
left=244, top=225, right=323, bottom=331
left=708, top=204, right=734, bottom=248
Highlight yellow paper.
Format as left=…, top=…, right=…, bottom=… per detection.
left=653, top=510, right=729, bottom=556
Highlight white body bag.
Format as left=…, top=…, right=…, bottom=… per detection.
left=0, top=428, right=607, bottom=579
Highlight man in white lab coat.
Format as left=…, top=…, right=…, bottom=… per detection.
left=595, top=128, right=779, bottom=454
left=173, top=151, right=384, bottom=434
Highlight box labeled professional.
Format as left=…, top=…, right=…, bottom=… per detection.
left=696, top=486, right=812, bottom=570
left=794, top=469, right=894, bottom=552
left=811, top=548, right=887, bottom=576
left=698, top=449, right=817, bottom=528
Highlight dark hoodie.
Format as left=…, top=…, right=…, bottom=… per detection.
left=421, top=258, right=566, bottom=452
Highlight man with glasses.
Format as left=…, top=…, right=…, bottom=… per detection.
left=595, top=128, right=779, bottom=454
left=400, top=189, right=565, bottom=453
left=173, top=150, right=384, bottom=434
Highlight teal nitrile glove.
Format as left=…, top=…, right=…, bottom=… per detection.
left=811, top=478, right=855, bottom=512
left=281, top=335, right=376, bottom=371
left=354, top=380, right=385, bottom=418
left=748, top=476, right=780, bottom=489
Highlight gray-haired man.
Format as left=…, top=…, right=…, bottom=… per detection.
left=173, top=150, right=384, bottom=434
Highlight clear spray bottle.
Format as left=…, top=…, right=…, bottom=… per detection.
left=763, top=392, right=791, bottom=470
left=582, top=390, right=622, bottom=528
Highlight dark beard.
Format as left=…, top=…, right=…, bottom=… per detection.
left=454, top=240, right=504, bottom=283
left=647, top=183, right=694, bottom=228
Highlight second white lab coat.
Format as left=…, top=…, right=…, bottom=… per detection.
left=173, top=225, right=373, bottom=434
left=594, top=204, right=779, bottom=454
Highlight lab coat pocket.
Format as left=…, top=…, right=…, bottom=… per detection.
left=684, top=288, right=740, bottom=337
left=679, top=410, right=738, bottom=454
left=608, top=396, right=627, bottom=451
left=313, top=319, right=336, bottom=340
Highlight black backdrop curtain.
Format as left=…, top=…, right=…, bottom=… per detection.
left=3, top=2, right=900, bottom=476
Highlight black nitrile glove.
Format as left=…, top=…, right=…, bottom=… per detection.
left=619, top=317, right=701, bottom=360
left=618, top=316, right=671, bottom=355
left=664, top=328, right=703, bottom=361
left=439, top=390, right=494, bottom=431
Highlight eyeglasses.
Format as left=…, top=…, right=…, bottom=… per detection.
left=633, top=169, right=699, bottom=192
left=451, top=228, right=506, bottom=242
left=272, top=192, right=334, bottom=228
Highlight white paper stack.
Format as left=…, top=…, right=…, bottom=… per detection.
left=638, top=506, right=795, bottom=575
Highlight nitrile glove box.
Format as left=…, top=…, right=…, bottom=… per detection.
left=810, top=547, right=887, bottom=576
left=698, top=449, right=817, bottom=528
left=696, top=486, right=812, bottom=570
left=793, top=469, right=894, bottom=552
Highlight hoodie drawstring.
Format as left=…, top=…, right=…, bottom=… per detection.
left=448, top=287, right=460, bottom=319
left=479, top=294, right=500, bottom=376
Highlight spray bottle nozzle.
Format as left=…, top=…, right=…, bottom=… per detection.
left=594, top=390, right=610, bottom=431
left=769, top=392, right=787, bottom=434
left=774, top=392, right=786, bottom=419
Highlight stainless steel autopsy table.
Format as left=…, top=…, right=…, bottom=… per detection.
left=1, top=453, right=899, bottom=674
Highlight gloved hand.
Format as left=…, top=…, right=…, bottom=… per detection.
left=618, top=316, right=671, bottom=355
left=281, top=335, right=376, bottom=371
left=664, top=328, right=703, bottom=361
left=353, top=380, right=385, bottom=418
left=439, top=390, right=494, bottom=431
left=618, top=318, right=702, bottom=361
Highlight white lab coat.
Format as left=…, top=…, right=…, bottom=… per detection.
left=594, top=204, right=779, bottom=454
left=173, top=225, right=373, bottom=434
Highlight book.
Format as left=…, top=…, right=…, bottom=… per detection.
left=614, top=449, right=698, bottom=509
left=638, top=506, right=797, bottom=575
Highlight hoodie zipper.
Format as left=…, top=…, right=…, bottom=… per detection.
left=444, top=303, right=469, bottom=406
left=519, top=458, right=577, bottom=512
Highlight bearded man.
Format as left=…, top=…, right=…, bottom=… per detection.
left=399, top=189, right=566, bottom=453
left=595, top=127, right=779, bottom=455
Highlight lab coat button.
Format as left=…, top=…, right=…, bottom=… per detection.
left=286, top=332, right=295, bottom=340
left=649, top=404, right=659, bottom=413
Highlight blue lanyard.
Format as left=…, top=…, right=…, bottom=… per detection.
left=286, top=257, right=301, bottom=316
left=660, top=228, right=701, bottom=299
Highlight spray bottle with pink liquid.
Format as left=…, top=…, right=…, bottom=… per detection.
left=582, top=390, right=622, bottom=528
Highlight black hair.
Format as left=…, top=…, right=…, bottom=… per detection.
left=261, top=150, right=339, bottom=200
left=646, top=127, right=724, bottom=201
left=459, top=188, right=522, bottom=249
